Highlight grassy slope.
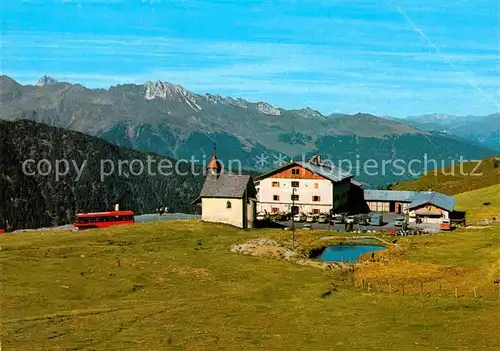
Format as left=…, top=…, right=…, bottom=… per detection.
left=455, top=184, right=500, bottom=222
left=1, top=221, right=499, bottom=350
left=393, top=157, right=500, bottom=194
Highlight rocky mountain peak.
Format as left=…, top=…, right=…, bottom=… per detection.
left=257, top=102, right=281, bottom=116
left=204, top=93, right=227, bottom=104
left=203, top=94, right=248, bottom=109
left=145, top=80, right=202, bottom=111
left=295, top=107, right=325, bottom=120
left=36, top=75, right=58, bottom=87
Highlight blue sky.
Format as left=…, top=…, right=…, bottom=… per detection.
left=1, top=0, right=498, bottom=116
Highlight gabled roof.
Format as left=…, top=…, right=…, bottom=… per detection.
left=296, top=161, right=353, bottom=182
left=197, top=174, right=255, bottom=199
left=364, top=190, right=417, bottom=202
left=350, top=179, right=366, bottom=188
left=408, top=192, right=456, bottom=212
left=363, top=190, right=456, bottom=211
left=254, top=161, right=353, bottom=183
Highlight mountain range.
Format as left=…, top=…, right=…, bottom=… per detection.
left=1, top=75, right=498, bottom=187
left=400, top=114, right=500, bottom=151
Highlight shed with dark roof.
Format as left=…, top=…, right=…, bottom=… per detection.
left=363, top=189, right=418, bottom=213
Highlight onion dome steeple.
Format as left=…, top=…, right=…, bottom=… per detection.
left=207, top=143, right=222, bottom=177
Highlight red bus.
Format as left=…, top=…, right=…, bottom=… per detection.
left=74, top=211, right=135, bottom=230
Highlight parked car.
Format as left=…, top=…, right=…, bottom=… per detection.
left=370, top=214, right=384, bottom=226
left=271, top=213, right=282, bottom=221
left=306, top=214, right=316, bottom=223
left=394, top=217, right=405, bottom=227
left=280, top=213, right=291, bottom=221
left=331, top=214, right=344, bottom=224
left=357, top=214, right=370, bottom=225
left=317, top=214, right=328, bottom=223
left=440, top=219, right=452, bottom=230
left=293, top=213, right=306, bottom=222
left=256, top=212, right=269, bottom=221
left=345, top=215, right=358, bottom=224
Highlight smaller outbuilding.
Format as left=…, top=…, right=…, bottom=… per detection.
left=191, top=152, right=257, bottom=229
left=407, top=191, right=456, bottom=224
left=363, top=189, right=457, bottom=224
left=363, top=190, right=418, bottom=213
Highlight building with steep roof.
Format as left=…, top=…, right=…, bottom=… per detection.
left=191, top=152, right=257, bottom=229
left=363, top=189, right=456, bottom=223
left=254, top=155, right=354, bottom=215
left=407, top=191, right=456, bottom=223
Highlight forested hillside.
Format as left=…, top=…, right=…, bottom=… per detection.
left=0, top=120, right=204, bottom=230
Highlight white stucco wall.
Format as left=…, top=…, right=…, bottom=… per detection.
left=408, top=208, right=449, bottom=223
left=201, top=198, right=244, bottom=228
left=256, top=178, right=335, bottom=214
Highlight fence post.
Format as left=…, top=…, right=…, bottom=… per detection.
left=473, top=287, right=477, bottom=298
left=389, top=282, right=392, bottom=295
left=420, top=282, right=424, bottom=295
left=455, top=287, right=458, bottom=298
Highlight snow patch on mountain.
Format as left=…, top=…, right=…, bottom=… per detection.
left=145, top=81, right=202, bottom=111
left=257, top=102, right=281, bottom=116
left=294, top=107, right=326, bottom=120
left=126, top=125, right=135, bottom=139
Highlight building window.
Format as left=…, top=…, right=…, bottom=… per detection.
left=272, top=181, right=280, bottom=187
left=291, top=194, right=299, bottom=201
left=312, top=195, right=321, bottom=202
left=291, top=168, right=300, bottom=175
left=291, top=181, right=299, bottom=188
left=226, top=201, right=232, bottom=209
left=273, top=195, right=280, bottom=201
left=314, top=183, right=319, bottom=189
left=312, top=209, right=320, bottom=214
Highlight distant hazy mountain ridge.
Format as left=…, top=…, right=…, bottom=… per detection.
left=401, top=113, right=500, bottom=151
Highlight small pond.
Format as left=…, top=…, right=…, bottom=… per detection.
left=315, top=244, right=387, bottom=263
